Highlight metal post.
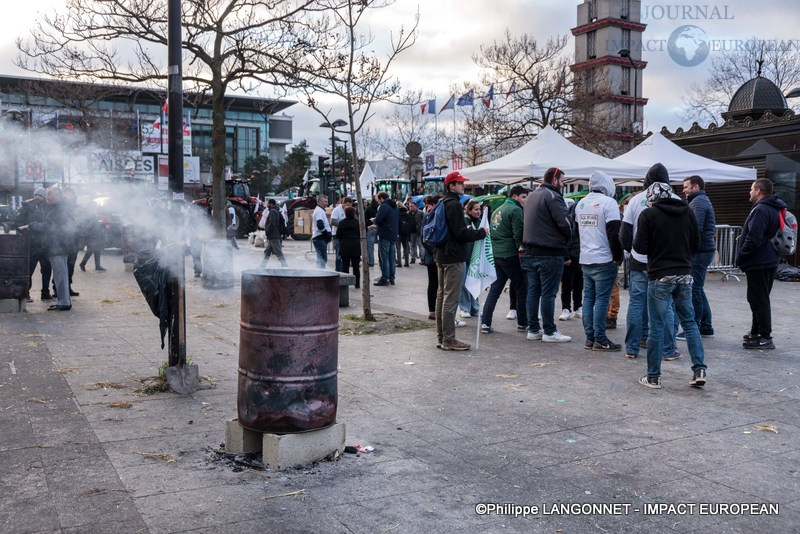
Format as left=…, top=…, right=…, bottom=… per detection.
left=163, top=0, right=198, bottom=394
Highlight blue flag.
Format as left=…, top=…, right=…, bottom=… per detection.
left=457, top=91, right=474, bottom=106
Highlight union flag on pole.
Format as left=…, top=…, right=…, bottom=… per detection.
left=465, top=207, right=496, bottom=299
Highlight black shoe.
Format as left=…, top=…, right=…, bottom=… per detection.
left=95, top=266, right=107, bottom=272
left=48, top=305, right=71, bottom=311
left=689, top=369, right=707, bottom=387
left=404, top=263, right=409, bottom=267
left=389, top=279, right=395, bottom=285
left=79, top=263, right=86, bottom=272
left=410, top=259, right=416, bottom=264
left=584, top=339, right=594, bottom=349
left=354, top=283, right=360, bottom=289
left=743, top=336, right=775, bottom=350
left=41, top=291, right=54, bottom=301
left=69, top=289, right=80, bottom=297
left=743, top=332, right=757, bottom=342
left=700, top=328, right=715, bottom=338
left=593, top=340, right=622, bottom=352
left=605, top=317, right=617, bottom=330
left=374, top=280, right=389, bottom=286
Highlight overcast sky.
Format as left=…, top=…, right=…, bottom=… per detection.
left=2, top=0, right=799, bottom=158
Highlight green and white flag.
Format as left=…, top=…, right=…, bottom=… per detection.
left=465, top=207, right=496, bottom=299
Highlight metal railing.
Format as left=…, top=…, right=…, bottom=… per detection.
left=708, top=225, right=742, bottom=282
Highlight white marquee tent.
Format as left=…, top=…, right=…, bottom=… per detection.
left=356, top=162, right=376, bottom=200
left=613, top=132, right=756, bottom=183
left=458, top=126, right=651, bottom=184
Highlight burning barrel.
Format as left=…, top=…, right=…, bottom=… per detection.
left=238, top=269, right=339, bottom=433
left=0, top=234, right=31, bottom=301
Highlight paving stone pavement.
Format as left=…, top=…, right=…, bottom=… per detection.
left=1, top=237, right=799, bottom=533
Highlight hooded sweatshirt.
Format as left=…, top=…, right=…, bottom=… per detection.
left=633, top=196, right=700, bottom=280
left=574, top=171, right=623, bottom=264
left=621, top=163, right=675, bottom=270
left=736, top=194, right=785, bottom=272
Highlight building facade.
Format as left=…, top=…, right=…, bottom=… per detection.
left=0, top=75, right=294, bottom=204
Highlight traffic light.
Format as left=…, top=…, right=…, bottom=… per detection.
left=317, top=156, right=330, bottom=178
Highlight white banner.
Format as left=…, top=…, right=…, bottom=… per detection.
left=141, top=119, right=192, bottom=155
left=465, top=207, right=496, bottom=299
left=91, top=150, right=155, bottom=182
left=157, top=155, right=200, bottom=188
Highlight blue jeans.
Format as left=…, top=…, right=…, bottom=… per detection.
left=624, top=270, right=676, bottom=357
left=646, top=281, right=706, bottom=378
left=312, top=238, right=328, bottom=268
left=333, top=237, right=342, bottom=272
left=521, top=255, right=564, bottom=335
left=458, top=262, right=480, bottom=315
left=690, top=251, right=714, bottom=332
left=367, top=228, right=377, bottom=266
left=378, top=238, right=396, bottom=283
left=481, top=256, right=527, bottom=328
left=581, top=262, right=619, bottom=343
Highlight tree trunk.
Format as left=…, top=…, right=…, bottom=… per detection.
left=349, top=130, right=374, bottom=321
left=211, top=80, right=227, bottom=237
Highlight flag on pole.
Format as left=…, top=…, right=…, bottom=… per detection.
left=152, top=101, right=168, bottom=129
left=465, top=207, right=496, bottom=299
left=457, top=90, right=474, bottom=106
left=482, top=86, right=494, bottom=107
left=439, top=95, right=454, bottom=114
left=421, top=98, right=436, bottom=115
left=505, top=81, right=517, bottom=99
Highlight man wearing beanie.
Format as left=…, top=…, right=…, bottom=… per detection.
left=620, top=163, right=680, bottom=361
left=634, top=182, right=707, bottom=389
left=15, top=187, right=53, bottom=301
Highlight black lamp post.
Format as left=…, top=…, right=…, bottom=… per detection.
left=619, top=48, right=639, bottom=147
left=320, top=119, right=347, bottom=202
left=434, top=164, right=448, bottom=175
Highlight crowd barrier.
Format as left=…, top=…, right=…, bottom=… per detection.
left=709, top=225, right=742, bottom=282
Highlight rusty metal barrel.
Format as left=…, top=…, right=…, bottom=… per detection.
left=201, top=240, right=234, bottom=289
left=0, top=234, right=31, bottom=300
left=238, top=269, right=339, bottom=433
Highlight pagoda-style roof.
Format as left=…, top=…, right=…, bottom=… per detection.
left=722, top=76, right=788, bottom=121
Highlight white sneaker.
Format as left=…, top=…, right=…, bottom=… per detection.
left=558, top=308, right=572, bottom=321
left=572, top=307, right=583, bottom=319
left=459, top=310, right=472, bottom=319
left=543, top=331, right=572, bottom=343
left=527, top=329, right=543, bottom=340
left=506, top=309, right=517, bottom=320
left=455, top=319, right=467, bottom=327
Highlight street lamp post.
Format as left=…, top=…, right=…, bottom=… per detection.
left=320, top=119, right=347, bottom=203
left=330, top=136, right=350, bottom=196
left=619, top=48, right=639, bottom=148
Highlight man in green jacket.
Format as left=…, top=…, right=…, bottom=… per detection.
left=479, top=185, right=529, bottom=333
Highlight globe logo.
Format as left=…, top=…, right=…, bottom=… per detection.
left=668, top=25, right=711, bottom=67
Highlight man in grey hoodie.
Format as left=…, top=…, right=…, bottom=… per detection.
left=574, top=171, right=623, bottom=351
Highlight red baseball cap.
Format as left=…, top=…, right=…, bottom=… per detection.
left=444, top=171, right=468, bottom=186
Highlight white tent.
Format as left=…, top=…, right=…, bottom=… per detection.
left=459, top=126, right=650, bottom=184
left=613, top=132, right=756, bottom=183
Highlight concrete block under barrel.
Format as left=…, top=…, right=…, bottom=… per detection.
left=238, top=269, right=339, bottom=433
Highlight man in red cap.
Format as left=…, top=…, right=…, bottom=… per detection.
left=435, top=171, right=487, bottom=351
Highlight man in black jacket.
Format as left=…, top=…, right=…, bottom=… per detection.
left=15, top=187, right=52, bottom=301
left=736, top=179, right=784, bottom=349
left=370, top=192, right=399, bottom=286
left=260, top=199, right=288, bottom=267
left=634, top=182, right=706, bottom=389
left=521, top=167, right=573, bottom=343
left=435, top=172, right=486, bottom=351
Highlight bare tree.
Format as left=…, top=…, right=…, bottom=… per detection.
left=16, top=0, right=333, bottom=234
left=473, top=30, right=617, bottom=157
left=300, top=0, right=418, bottom=320
left=681, top=39, right=800, bottom=125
